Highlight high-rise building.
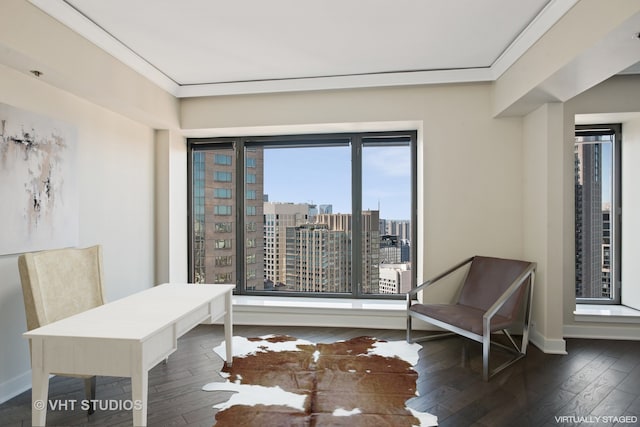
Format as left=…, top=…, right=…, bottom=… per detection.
left=316, top=210, right=380, bottom=294
left=379, top=234, right=411, bottom=264
left=285, top=223, right=350, bottom=292
left=400, top=240, right=410, bottom=263
left=264, top=202, right=310, bottom=289
left=380, top=235, right=401, bottom=263
left=601, top=206, right=611, bottom=298
left=379, top=263, right=412, bottom=294
left=279, top=211, right=381, bottom=294
left=192, top=148, right=264, bottom=289
left=574, top=143, right=603, bottom=298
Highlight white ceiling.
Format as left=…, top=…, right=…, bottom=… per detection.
left=30, top=0, right=585, bottom=97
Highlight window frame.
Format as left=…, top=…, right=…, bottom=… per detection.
left=574, top=123, right=622, bottom=305
left=187, top=130, right=417, bottom=300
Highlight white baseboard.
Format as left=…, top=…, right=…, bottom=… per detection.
left=529, top=328, right=567, bottom=354
left=563, top=324, right=640, bottom=340
left=0, top=370, right=31, bottom=405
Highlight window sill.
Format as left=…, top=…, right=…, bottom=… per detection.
left=228, top=295, right=412, bottom=330
left=233, top=295, right=406, bottom=311
left=574, top=304, right=640, bottom=324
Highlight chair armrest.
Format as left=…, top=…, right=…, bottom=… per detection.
left=483, top=262, right=537, bottom=324
left=406, top=256, right=475, bottom=308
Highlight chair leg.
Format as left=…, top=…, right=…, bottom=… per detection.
left=482, top=333, right=491, bottom=381
left=84, top=376, right=96, bottom=415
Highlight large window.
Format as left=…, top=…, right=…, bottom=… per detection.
left=188, top=131, right=417, bottom=299
left=574, top=124, right=621, bottom=304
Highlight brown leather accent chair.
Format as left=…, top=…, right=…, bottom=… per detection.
left=406, top=256, right=536, bottom=380
left=18, top=245, right=106, bottom=413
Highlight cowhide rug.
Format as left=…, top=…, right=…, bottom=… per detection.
left=203, top=335, right=438, bottom=426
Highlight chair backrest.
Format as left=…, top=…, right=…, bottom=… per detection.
left=456, top=256, right=533, bottom=320
left=18, top=245, right=106, bottom=330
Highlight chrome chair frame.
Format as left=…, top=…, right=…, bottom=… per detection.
left=406, top=256, right=536, bottom=381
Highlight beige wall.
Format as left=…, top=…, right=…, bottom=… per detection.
left=621, top=118, right=640, bottom=310
left=0, top=62, right=156, bottom=401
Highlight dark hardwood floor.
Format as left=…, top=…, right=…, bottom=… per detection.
left=1, top=324, right=639, bottom=426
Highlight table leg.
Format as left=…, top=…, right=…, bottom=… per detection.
left=31, top=338, right=49, bottom=427
left=131, top=365, right=148, bottom=426
left=224, top=290, right=233, bottom=366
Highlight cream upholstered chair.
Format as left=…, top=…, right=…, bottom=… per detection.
left=18, top=245, right=106, bottom=413
left=406, top=255, right=536, bottom=381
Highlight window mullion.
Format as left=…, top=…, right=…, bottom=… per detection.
left=236, top=140, right=245, bottom=293
left=352, top=136, right=362, bottom=298
left=612, top=126, right=622, bottom=304
left=411, top=133, right=418, bottom=297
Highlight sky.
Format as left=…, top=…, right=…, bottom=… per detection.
left=263, top=145, right=411, bottom=220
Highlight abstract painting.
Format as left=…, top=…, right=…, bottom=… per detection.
left=0, top=103, right=78, bottom=255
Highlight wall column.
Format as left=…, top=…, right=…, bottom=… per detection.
left=522, top=102, right=567, bottom=354
left=155, top=129, right=188, bottom=284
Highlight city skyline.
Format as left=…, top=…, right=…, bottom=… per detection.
left=192, top=139, right=413, bottom=293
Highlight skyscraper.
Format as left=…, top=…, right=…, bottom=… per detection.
left=574, top=143, right=603, bottom=298
left=278, top=211, right=382, bottom=294
left=264, top=202, right=310, bottom=289
left=285, top=223, right=350, bottom=292
left=192, top=147, right=264, bottom=288
left=601, top=206, right=612, bottom=298
left=316, top=210, right=380, bottom=294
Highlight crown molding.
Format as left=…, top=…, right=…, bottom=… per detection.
left=491, top=0, right=579, bottom=79
left=176, top=68, right=494, bottom=98
left=29, top=0, right=180, bottom=95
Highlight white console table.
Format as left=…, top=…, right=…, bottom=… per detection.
left=23, top=283, right=235, bottom=426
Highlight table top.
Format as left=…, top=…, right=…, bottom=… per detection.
left=23, top=283, right=235, bottom=341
